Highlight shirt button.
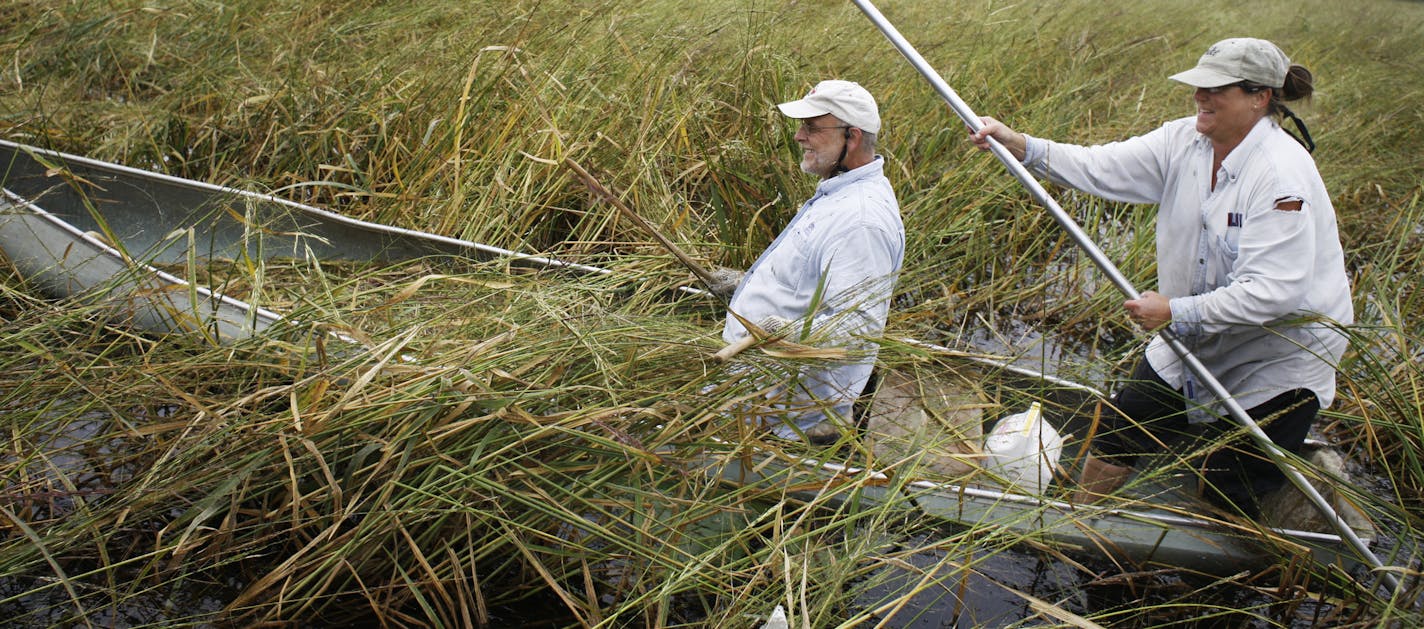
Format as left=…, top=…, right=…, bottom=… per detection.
left=1198, top=258, right=1205, bottom=264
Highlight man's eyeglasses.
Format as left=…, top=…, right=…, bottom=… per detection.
left=1204, top=82, right=1269, bottom=94
left=799, top=122, right=852, bottom=134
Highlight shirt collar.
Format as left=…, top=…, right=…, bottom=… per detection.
left=1217, top=117, right=1279, bottom=180
left=814, top=155, right=884, bottom=197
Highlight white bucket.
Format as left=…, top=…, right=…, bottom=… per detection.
left=982, top=402, right=1064, bottom=495
left=760, top=604, right=788, bottom=629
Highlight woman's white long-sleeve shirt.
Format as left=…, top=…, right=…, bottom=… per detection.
left=723, top=157, right=904, bottom=433
left=1021, top=116, right=1351, bottom=414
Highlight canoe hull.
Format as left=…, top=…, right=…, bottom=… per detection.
left=701, top=448, right=1369, bottom=577
left=0, top=140, right=605, bottom=342
left=0, top=192, right=284, bottom=341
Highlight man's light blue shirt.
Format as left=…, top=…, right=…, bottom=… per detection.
left=723, top=156, right=904, bottom=436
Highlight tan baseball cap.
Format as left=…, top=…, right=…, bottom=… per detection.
left=777, top=80, right=880, bottom=134
left=1169, top=38, right=1290, bottom=88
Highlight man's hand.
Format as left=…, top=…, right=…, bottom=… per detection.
left=969, top=116, right=1028, bottom=161
left=755, top=315, right=792, bottom=336
left=713, top=314, right=794, bottom=363
left=1125, top=291, right=1172, bottom=330
left=706, top=266, right=744, bottom=298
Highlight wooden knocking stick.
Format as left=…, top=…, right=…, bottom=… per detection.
left=562, top=157, right=721, bottom=291
left=713, top=334, right=761, bottom=363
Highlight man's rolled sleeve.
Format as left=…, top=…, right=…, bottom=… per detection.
left=1169, top=295, right=1204, bottom=340
left=1022, top=134, right=1049, bottom=168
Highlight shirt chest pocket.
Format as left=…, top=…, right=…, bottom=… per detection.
left=767, top=226, right=816, bottom=290
left=1207, top=213, right=1243, bottom=286
left=1219, top=211, right=1243, bottom=254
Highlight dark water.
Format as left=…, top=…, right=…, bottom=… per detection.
left=856, top=545, right=1082, bottom=628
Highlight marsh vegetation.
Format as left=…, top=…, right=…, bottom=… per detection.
left=2, top=0, right=1422, bottom=626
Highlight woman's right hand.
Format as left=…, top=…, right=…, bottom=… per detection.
left=970, top=116, right=1027, bottom=161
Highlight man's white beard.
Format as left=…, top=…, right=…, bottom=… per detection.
left=800, top=151, right=835, bottom=179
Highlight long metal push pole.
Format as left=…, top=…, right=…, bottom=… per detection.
left=846, top=0, right=1400, bottom=594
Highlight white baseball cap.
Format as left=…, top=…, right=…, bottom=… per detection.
left=777, top=80, right=880, bottom=134
left=1169, top=38, right=1290, bottom=88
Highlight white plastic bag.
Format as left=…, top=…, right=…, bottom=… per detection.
left=982, top=402, right=1063, bottom=495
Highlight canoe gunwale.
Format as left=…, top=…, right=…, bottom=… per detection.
left=694, top=439, right=1367, bottom=576
left=0, top=139, right=620, bottom=279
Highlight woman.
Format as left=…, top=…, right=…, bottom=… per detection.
left=970, top=38, right=1352, bottom=517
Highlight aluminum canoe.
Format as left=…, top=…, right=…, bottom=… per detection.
left=0, top=139, right=1382, bottom=580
